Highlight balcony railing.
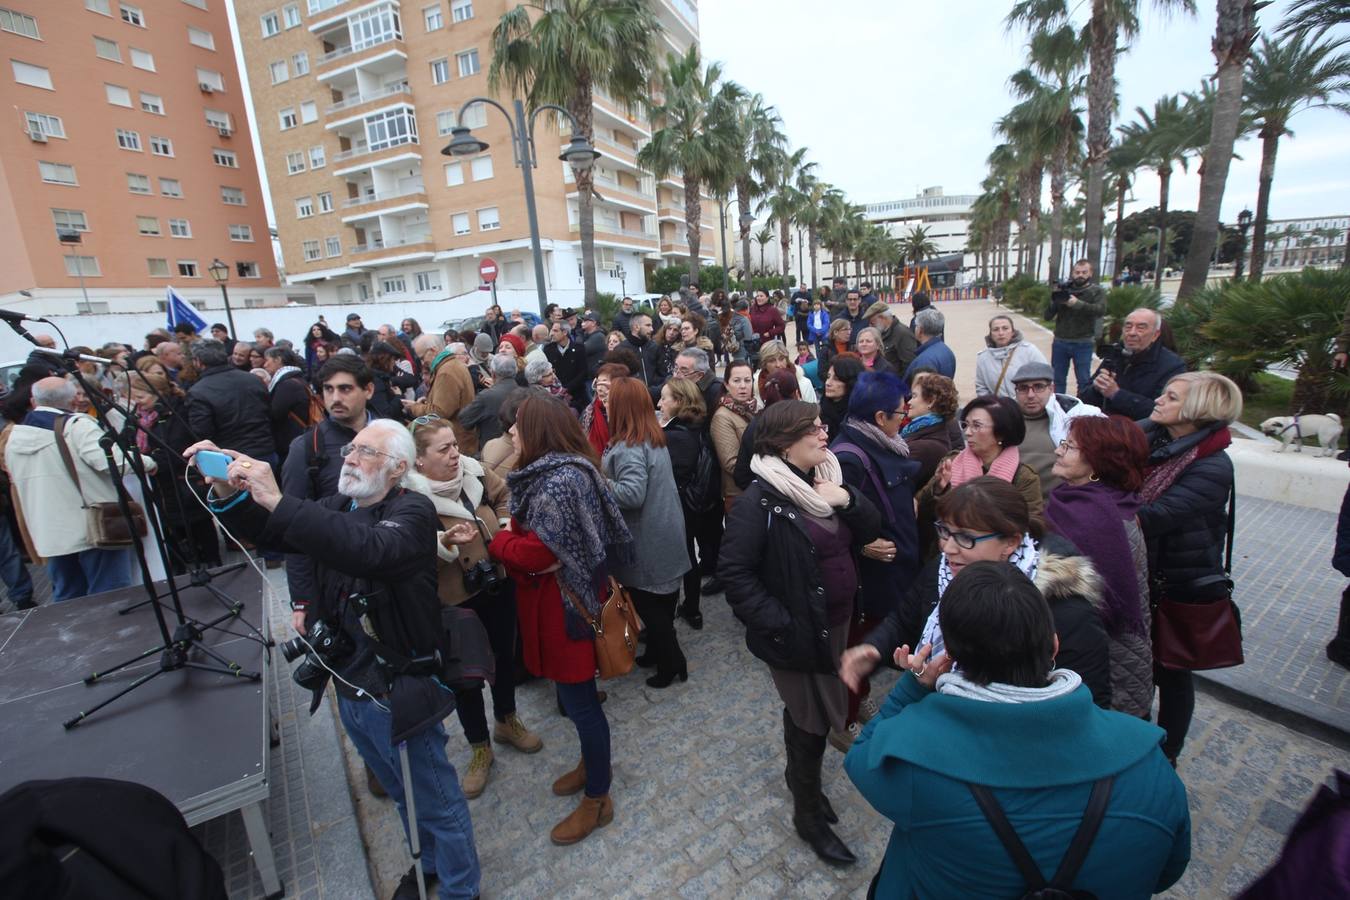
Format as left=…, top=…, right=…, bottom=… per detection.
left=571, top=223, right=657, bottom=242
left=342, top=187, right=426, bottom=209
left=327, top=83, right=411, bottom=114
left=318, top=31, right=401, bottom=65
left=332, top=135, right=419, bottom=163
left=664, top=0, right=698, bottom=29
left=589, top=180, right=655, bottom=206
left=351, top=235, right=433, bottom=253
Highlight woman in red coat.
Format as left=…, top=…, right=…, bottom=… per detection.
left=749, top=289, right=786, bottom=346
left=488, top=394, right=633, bottom=847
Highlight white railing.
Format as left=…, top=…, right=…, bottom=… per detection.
left=664, top=0, right=698, bottom=29
left=342, top=187, right=426, bottom=208
left=327, top=83, right=411, bottom=114
left=351, top=234, right=432, bottom=253
left=318, top=30, right=400, bottom=64
left=331, top=134, right=418, bottom=162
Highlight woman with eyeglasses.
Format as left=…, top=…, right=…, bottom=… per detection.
left=719, top=400, right=882, bottom=867
left=487, top=394, right=633, bottom=846
left=915, top=394, right=1044, bottom=561
left=1046, top=415, right=1154, bottom=718
left=602, top=377, right=692, bottom=687
left=830, top=372, right=922, bottom=737
left=406, top=414, right=542, bottom=801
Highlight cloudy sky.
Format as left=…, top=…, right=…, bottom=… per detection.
left=700, top=0, right=1349, bottom=223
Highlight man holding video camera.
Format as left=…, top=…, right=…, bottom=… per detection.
left=1045, top=259, right=1107, bottom=395
left=186, top=422, right=480, bottom=900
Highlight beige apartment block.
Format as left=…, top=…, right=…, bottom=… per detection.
left=236, top=0, right=710, bottom=309
left=0, top=0, right=293, bottom=317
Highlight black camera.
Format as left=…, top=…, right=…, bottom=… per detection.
left=1091, top=342, right=1126, bottom=380
left=280, top=619, right=353, bottom=692
left=463, top=558, right=504, bottom=596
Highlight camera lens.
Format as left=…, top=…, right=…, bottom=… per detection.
left=279, top=636, right=307, bottom=663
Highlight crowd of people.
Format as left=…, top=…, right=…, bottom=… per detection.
left=0, top=261, right=1267, bottom=898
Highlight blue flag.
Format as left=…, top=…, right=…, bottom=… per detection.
left=166, top=286, right=208, bottom=333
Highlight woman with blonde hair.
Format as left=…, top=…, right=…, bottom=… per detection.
left=755, top=340, right=818, bottom=404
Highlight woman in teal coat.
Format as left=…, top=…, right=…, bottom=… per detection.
left=844, top=561, right=1190, bottom=899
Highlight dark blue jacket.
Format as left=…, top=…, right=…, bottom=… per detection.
left=831, top=422, right=922, bottom=619
left=904, top=337, right=957, bottom=382
left=1079, top=339, right=1186, bottom=419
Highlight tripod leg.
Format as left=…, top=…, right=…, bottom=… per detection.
left=85, top=643, right=163, bottom=684
left=191, top=645, right=261, bottom=680
left=398, top=741, right=429, bottom=900
left=64, top=666, right=166, bottom=729
left=183, top=660, right=260, bottom=680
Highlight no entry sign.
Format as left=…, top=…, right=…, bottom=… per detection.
left=479, top=257, right=499, bottom=284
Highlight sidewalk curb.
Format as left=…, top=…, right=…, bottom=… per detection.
left=1194, top=671, right=1349, bottom=751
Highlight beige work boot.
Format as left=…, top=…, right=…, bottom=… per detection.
left=550, top=794, right=613, bottom=845
left=460, top=742, right=493, bottom=799
left=492, top=713, right=543, bottom=753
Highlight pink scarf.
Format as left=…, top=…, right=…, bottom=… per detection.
left=950, top=444, right=1020, bottom=487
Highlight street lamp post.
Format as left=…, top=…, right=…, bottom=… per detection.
left=615, top=262, right=626, bottom=299
left=208, top=258, right=236, bottom=337
left=716, top=198, right=754, bottom=293
left=443, top=98, right=599, bottom=320
left=57, top=231, right=92, bottom=311
left=1234, top=208, right=1253, bottom=282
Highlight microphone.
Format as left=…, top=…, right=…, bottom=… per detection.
left=31, top=346, right=113, bottom=365
left=4, top=318, right=39, bottom=347
left=0, top=309, right=49, bottom=324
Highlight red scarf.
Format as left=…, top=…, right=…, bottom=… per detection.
left=1141, top=426, right=1231, bottom=504
left=583, top=398, right=609, bottom=458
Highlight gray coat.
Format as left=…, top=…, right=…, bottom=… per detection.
left=601, top=440, right=690, bottom=593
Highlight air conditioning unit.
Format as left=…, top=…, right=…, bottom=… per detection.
left=199, top=82, right=214, bottom=93
left=217, top=126, right=233, bottom=137
left=28, top=129, right=47, bottom=143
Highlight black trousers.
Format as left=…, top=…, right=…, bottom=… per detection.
left=454, top=583, right=519, bottom=745
left=1154, top=664, right=1194, bottom=759
left=681, top=505, right=723, bottom=614
left=630, top=587, right=684, bottom=677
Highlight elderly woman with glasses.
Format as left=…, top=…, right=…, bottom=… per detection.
left=840, top=476, right=1111, bottom=709
left=720, top=400, right=882, bottom=867
left=405, top=414, right=542, bottom=801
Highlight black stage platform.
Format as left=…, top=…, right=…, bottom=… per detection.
left=0, top=564, right=281, bottom=896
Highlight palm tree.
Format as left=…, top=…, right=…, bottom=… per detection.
left=899, top=225, right=939, bottom=271
left=819, top=194, right=863, bottom=283
left=1279, top=0, right=1350, bottom=41
left=1177, top=0, right=1260, bottom=299
left=794, top=168, right=835, bottom=290
left=762, top=147, right=809, bottom=290
left=1119, top=94, right=1193, bottom=289
left=1244, top=34, right=1350, bottom=282
left=487, top=0, right=660, bottom=307
left=1008, top=0, right=1196, bottom=274
left=753, top=226, right=773, bottom=273
left=730, top=95, right=786, bottom=290
left=1104, top=139, right=1140, bottom=276
left=638, top=45, right=743, bottom=283
left=1010, top=22, right=1086, bottom=284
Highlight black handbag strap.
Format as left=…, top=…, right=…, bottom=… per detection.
left=968, top=776, right=1114, bottom=893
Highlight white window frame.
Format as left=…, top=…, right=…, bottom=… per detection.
left=470, top=155, right=493, bottom=181
left=86, top=0, right=112, bottom=14
left=364, top=107, right=418, bottom=151
left=40, top=162, right=77, bottom=184
left=237, top=261, right=261, bottom=278
left=65, top=255, right=101, bottom=277
left=414, top=270, right=439, bottom=292
left=159, top=177, right=183, bottom=198
left=221, top=186, right=246, bottom=205
left=269, top=60, right=288, bottom=84
left=300, top=100, right=317, bottom=124
left=12, top=61, right=52, bottom=90
left=188, top=26, right=215, bottom=50
left=204, top=109, right=231, bottom=130
left=424, top=5, right=442, bottom=31
left=282, top=3, right=301, bottom=28
left=456, top=48, right=479, bottom=77
left=176, top=260, right=199, bottom=278
left=317, top=191, right=333, bottom=213
left=286, top=151, right=305, bottom=174
left=137, top=215, right=161, bottom=236
left=260, top=12, right=280, bottom=37
left=477, top=206, right=500, bottom=231
left=451, top=212, right=470, bottom=235
left=436, top=109, right=456, bottom=135
left=120, top=4, right=145, bottom=27
left=292, top=51, right=309, bottom=75
left=147, top=257, right=169, bottom=277
left=302, top=239, right=321, bottom=261
left=430, top=58, right=449, bottom=84
left=451, top=0, right=473, bottom=23
left=325, top=236, right=341, bottom=257
left=295, top=196, right=314, bottom=218
left=150, top=135, right=173, bottom=157
left=213, top=148, right=238, bottom=167
left=279, top=107, right=298, bottom=130
left=139, top=92, right=164, bottom=115
left=51, top=208, right=89, bottom=234
left=105, top=83, right=132, bottom=107
left=116, top=128, right=142, bottom=151
left=349, top=5, right=401, bottom=51
left=0, top=7, right=39, bottom=37
left=461, top=104, right=486, bottom=129
left=196, top=68, right=224, bottom=91
left=25, top=112, right=64, bottom=139
left=94, top=36, right=121, bottom=62
left=229, top=224, right=254, bottom=242
left=444, top=162, right=464, bottom=186
left=169, top=218, right=191, bottom=238
left=308, top=144, right=326, bottom=168
left=130, top=47, right=155, bottom=71
left=127, top=172, right=151, bottom=193
left=381, top=276, right=407, bottom=294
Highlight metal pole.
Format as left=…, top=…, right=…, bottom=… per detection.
left=218, top=282, right=237, bottom=337
left=515, top=98, right=549, bottom=320
left=719, top=201, right=729, bottom=293
left=1153, top=226, right=1164, bottom=286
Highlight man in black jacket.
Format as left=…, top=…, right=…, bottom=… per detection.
left=611, top=296, right=636, bottom=338
left=1078, top=308, right=1186, bottom=419
left=620, top=313, right=661, bottom=387
left=191, top=421, right=480, bottom=900
left=459, top=355, right=518, bottom=446
left=580, top=311, right=607, bottom=379
left=543, top=321, right=588, bottom=411
left=186, top=340, right=273, bottom=461
left=837, top=288, right=869, bottom=346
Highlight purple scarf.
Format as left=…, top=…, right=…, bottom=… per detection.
left=1045, top=481, right=1145, bottom=638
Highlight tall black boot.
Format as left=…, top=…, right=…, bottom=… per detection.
left=782, top=709, right=855, bottom=865
left=782, top=708, right=837, bottom=824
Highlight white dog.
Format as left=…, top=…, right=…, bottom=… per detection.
left=1259, top=414, right=1344, bottom=456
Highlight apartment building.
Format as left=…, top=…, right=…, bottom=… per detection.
left=1259, top=214, right=1348, bottom=271
left=235, top=0, right=709, bottom=308
left=0, top=0, right=289, bottom=317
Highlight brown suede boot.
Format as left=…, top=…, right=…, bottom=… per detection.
left=550, top=794, right=613, bottom=845
left=551, top=759, right=587, bottom=796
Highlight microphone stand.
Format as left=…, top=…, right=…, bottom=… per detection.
left=31, top=349, right=262, bottom=730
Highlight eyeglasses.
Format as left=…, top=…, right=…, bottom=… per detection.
left=340, top=443, right=397, bottom=462
left=961, top=420, right=988, bottom=433
left=935, top=521, right=1003, bottom=550
left=411, top=413, right=442, bottom=428
left=1014, top=382, right=1052, bottom=394
left=1057, top=439, right=1080, bottom=452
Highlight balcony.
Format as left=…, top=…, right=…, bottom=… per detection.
left=341, top=189, right=428, bottom=222
left=332, top=137, right=420, bottom=175
left=349, top=237, right=436, bottom=266
left=326, top=83, right=411, bottom=118
left=570, top=222, right=658, bottom=251
left=657, top=203, right=683, bottom=222
left=570, top=180, right=655, bottom=214
left=316, top=35, right=406, bottom=81
left=592, top=94, right=650, bottom=138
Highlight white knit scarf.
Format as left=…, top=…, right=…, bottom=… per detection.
left=936, top=668, right=1082, bottom=703
left=749, top=450, right=843, bottom=518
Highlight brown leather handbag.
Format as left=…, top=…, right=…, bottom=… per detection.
left=53, top=416, right=148, bottom=549
left=560, top=575, right=643, bottom=680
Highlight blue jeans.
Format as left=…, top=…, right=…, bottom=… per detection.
left=46, top=547, right=133, bottom=603
left=1052, top=338, right=1095, bottom=395
left=0, top=520, right=33, bottom=607
left=337, top=695, right=479, bottom=899
left=556, top=679, right=612, bottom=797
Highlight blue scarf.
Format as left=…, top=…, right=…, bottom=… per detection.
left=508, top=451, right=633, bottom=638
left=901, top=412, right=943, bottom=438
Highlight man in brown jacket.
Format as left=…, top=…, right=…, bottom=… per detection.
left=404, top=335, right=478, bottom=456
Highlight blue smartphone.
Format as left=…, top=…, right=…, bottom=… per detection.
left=195, top=449, right=232, bottom=480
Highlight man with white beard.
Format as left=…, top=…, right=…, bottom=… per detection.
left=186, top=420, right=481, bottom=900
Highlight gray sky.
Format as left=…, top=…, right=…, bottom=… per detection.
left=700, top=0, right=1349, bottom=223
